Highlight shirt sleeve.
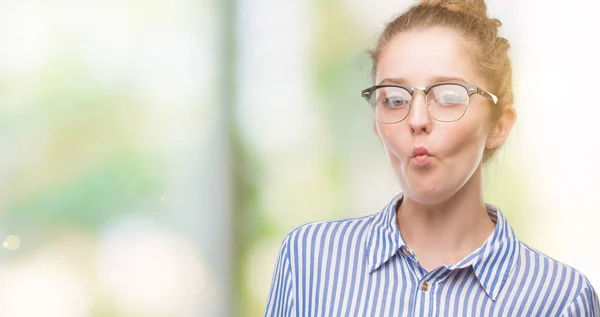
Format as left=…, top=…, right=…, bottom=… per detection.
left=264, top=235, right=295, bottom=317
left=560, top=281, right=600, bottom=317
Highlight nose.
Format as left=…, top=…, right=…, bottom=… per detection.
left=407, top=89, right=432, bottom=134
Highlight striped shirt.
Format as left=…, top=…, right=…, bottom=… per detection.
left=265, top=193, right=600, bottom=316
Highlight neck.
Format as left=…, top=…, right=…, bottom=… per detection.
left=396, top=165, right=495, bottom=271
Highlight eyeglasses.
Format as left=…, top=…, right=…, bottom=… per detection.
left=360, top=81, right=498, bottom=123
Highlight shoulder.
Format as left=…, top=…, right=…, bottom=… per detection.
left=490, top=241, right=599, bottom=315
left=517, top=241, right=595, bottom=301
left=281, top=214, right=377, bottom=253
left=519, top=241, right=590, bottom=282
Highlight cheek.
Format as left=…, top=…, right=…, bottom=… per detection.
left=375, top=124, right=415, bottom=189
left=376, top=124, right=409, bottom=159
left=440, top=116, right=491, bottom=170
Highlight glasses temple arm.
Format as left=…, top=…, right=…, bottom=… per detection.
left=477, top=88, right=499, bottom=104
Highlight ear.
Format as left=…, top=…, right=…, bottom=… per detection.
left=486, top=106, right=517, bottom=150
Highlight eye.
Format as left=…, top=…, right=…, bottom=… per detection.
left=439, top=94, right=464, bottom=105
left=375, top=87, right=411, bottom=109
left=384, top=95, right=410, bottom=108
left=430, top=85, right=468, bottom=106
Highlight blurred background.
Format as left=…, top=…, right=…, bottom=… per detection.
left=0, top=0, right=598, bottom=316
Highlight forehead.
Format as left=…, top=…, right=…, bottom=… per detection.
left=375, top=27, right=480, bottom=86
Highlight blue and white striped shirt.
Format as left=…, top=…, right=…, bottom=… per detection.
left=265, top=194, right=599, bottom=316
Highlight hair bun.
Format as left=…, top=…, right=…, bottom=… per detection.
left=420, top=0, right=488, bottom=20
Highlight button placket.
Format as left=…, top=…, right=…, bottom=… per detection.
left=415, top=278, right=433, bottom=316
left=415, top=267, right=445, bottom=315
left=421, top=281, right=430, bottom=292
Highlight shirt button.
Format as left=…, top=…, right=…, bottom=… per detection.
left=403, top=247, right=411, bottom=256
left=421, top=282, right=430, bottom=292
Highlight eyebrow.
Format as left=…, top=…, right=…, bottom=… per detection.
left=378, top=76, right=468, bottom=86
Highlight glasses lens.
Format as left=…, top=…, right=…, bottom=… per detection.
left=370, top=86, right=411, bottom=123
left=427, top=84, right=469, bottom=122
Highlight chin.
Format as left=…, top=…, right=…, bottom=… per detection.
left=406, top=189, right=454, bottom=205
left=398, top=164, right=477, bottom=206
left=398, top=170, right=457, bottom=205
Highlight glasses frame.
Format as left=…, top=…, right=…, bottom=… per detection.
left=360, top=81, right=499, bottom=123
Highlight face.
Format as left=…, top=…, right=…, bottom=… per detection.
left=374, top=27, right=503, bottom=205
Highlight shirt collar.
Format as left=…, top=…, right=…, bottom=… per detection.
left=365, top=192, right=520, bottom=301
left=364, top=193, right=405, bottom=274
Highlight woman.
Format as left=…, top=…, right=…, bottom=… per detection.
left=264, top=0, right=599, bottom=316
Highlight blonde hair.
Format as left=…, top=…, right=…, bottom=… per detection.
left=370, top=0, right=513, bottom=162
